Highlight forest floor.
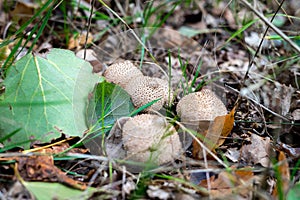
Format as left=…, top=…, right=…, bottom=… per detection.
left=0, top=1, right=300, bottom=199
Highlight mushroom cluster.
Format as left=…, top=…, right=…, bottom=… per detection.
left=105, top=114, right=182, bottom=172
left=104, top=60, right=173, bottom=111
left=103, top=60, right=229, bottom=171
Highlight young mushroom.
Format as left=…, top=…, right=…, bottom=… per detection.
left=104, top=60, right=143, bottom=88
left=105, top=114, right=182, bottom=172
left=176, top=89, right=228, bottom=133
left=104, top=60, right=173, bottom=112
left=124, top=76, right=173, bottom=112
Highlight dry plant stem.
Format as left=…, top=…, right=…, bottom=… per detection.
left=241, top=0, right=285, bottom=84
left=274, top=0, right=292, bottom=24
left=142, top=61, right=168, bottom=79
left=22, top=138, right=73, bottom=154
left=226, top=85, right=290, bottom=122
left=99, top=0, right=140, bottom=41
left=102, top=180, right=123, bottom=190
left=67, top=153, right=136, bottom=178
left=14, top=163, right=26, bottom=187
left=146, top=163, right=187, bottom=174
left=115, top=0, right=126, bottom=16
left=84, top=0, right=95, bottom=59
left=240, top=0, right=300, bottom=54
left=3, top=21, right=12, bottom=38
left=87, top=161, right=108, bottom=188
left=66, top=153, right=110, bottom=162
left=233, top=0, right=287, bottom=111
left=98, top=0, right=157, bottom=63
left=122, top=166, right=126, bottom=200
left=0, top=152, right=34, bottom=157
left=203, top=150, right=212, bottom=195
left=192, top=136, right=227, bottom=167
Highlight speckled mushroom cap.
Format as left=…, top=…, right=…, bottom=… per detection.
left=104, top=60, right=143, bottom=88
left=125, top=76, right=173, bottom=111
left=105, top=114, right=182, bottom=172
left=176, top=89, right=227, bottom=122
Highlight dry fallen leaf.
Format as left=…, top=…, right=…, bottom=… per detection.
left=68, top=32, right=93, bottom=50
left=199, top=167, right=256, bottom=199
left=147, top=185, right=171, bottom=199
left=193, top=106, right=235, bottom=159
left=272, top=151, right=290, bottom=198
left=16, top=149, right=86, bottom=190
left=240, top=133, right=271, bottom=167
left=10, top=1, right=35, bottom=25
left=224, top=147, right=240, bottom=162
left=215, top=106, right=236, bottom=147
left=0, top=39, right=11, bottom=68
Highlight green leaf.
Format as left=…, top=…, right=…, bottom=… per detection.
left=178, top=26, right=208, bottom=38
left=23, top=182, right=95, bottom=200
left=0, top=49, right=99, bottom=149
left=86, top=81, right=134, bottom=134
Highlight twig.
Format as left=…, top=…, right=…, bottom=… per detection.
left=241, top=0, right=286, bottom=85
left=98, top=0, right=158, bottom=63
left=84, top=0, right=95, bottom=60
left=226, top=85, right=290, bottom=122
left=240, top=0, right=300, bottom=54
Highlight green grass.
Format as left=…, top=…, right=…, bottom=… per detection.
left=177, top=48, right=205, bottom=95
left=1, top=0, right=55, bottom=73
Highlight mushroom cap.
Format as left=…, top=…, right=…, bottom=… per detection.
left=105, top=114, right=182, bottom=172
left=176, top=89, right=227, bottom=122
left=122, top=114, right=182, bottom=165
left=104, top=60, right=143, bottom=88
left=125, top=76, right=173, bottom=111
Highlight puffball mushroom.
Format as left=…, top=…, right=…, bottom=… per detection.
left=104, top=60, right=173, bottom=112
left=176, top=89, right=228, bottom=132
left=104, top=60, right=143, bottom=88
left=105, top=114, right=182, bottom=172
left=124, top=75, right=173, bottom=112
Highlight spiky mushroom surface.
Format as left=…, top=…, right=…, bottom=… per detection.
left=177, top=89, right=227, bottom=121
left=103, top=60, right=143, bottom=88
left=176, top=89, right=227, bottom=133
left=125, top=76, right=173, bottom=111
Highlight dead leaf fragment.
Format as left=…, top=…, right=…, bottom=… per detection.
left=292, top=109, right=300, bottom=120
left=273, top=84, right=295, bottom=116
left=0, top=39, right=11, bottom=68
left=68, top=32, right=93, bottom=50
left=199, top=167, right=256, bottom=199
left=224, top=147, right=240, bottom=162
left=224, top=8, right=237, bottom=29
left=272, top=151, right=290, bottom=198
left=10, top=1, right=35, bottom=25
left=16, top=149, right=86, bottom=190
left=240, top=134, right=271, bottom=167
left=76, top=49, right=104, bottom=73
left=122, top=179, right=136, bottom=195
left=193, top=107, right=235, bottom=159
left=147, top=185, right=171, bottom=200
